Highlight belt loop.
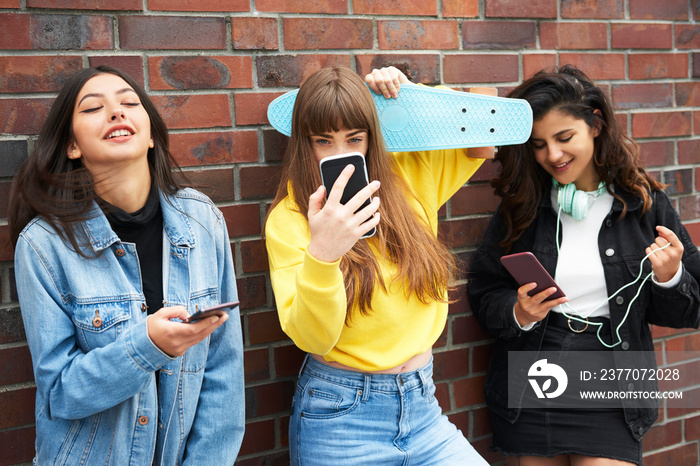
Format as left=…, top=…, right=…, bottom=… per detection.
left=298, top=354, right=310, bottom=378
left=362, top=374, right=371, bottom=402
left=418, top=367, right=429, bottom=397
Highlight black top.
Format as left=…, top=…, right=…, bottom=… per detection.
left=99, top=184, right=164, bottom=315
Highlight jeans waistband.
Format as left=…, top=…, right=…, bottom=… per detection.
left=547, top=311, right=612, bottom=334
left=300, top=354, right=433, bottom=394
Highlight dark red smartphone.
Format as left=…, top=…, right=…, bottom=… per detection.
left=319, top=152, right=376, bottom=238
left=500, top=252, right=565, bottom=302
left=186, top=301, right=239, bottom=323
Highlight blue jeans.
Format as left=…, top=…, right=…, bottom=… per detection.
left=289, top=355, right=488, bottom=465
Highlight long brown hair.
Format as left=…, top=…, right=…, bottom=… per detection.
left=493, top=65, right=664, bottom=250
left=268, top=66, right=455, bottom=321
left=9, top=66, right=186, bottom=255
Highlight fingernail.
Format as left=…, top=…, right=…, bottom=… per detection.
left=211, top=316, right=220, bottom=323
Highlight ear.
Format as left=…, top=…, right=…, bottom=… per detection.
left=149, top=138, right=154, bottom=149
left=67, top=141, right=82, bottom=160
left=592, top=109, right=603, bottom=138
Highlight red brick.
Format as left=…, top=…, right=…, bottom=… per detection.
left=238, top=419, right=275, bottom=455
left=561, top=0, right=623, bottom=18
left=558, top=53, right=626, bottom=80
left=694, top=53, right=700, bottom=78
left=452, top=314, right=491, bottom=345
left=448, top=284, right=467, bottom=315
left=677, top=25, right=700, bottom=50
left=679, top=139, right=700, bottom=165
left=355, top=54, right=441, bottom=84
left=679, top=195, right=700, bottom=222
left=0, top=98, right=53, bottom=135
left=232, top=17, right=278, bottom=50
left=664, top=168, right=693, bottom=195
left=443, top=54, right=519, bottom=83
left=0, top=0, right=19, bottom=6
left=152, top=94, right=231, bottom=129
left=442, top=0, right=478, bottom=17
left=148, top=0, right=248, bottom=11
left=31, top=14, right=113, bottom=50
left=629, top=53, right=689, bottom=79
left=631, top=111, right=692, bottom=139
left=256, top=0, right=347, bottom=13
left=244, top=348, right=270, bottom=383
left=677, top=82, right=700, bottom=107
left=463, top=21, right=536, bottom=50
left=283, top=18, right=372, bottom=50
left=439, top=217, right=491, bottom=249
left=0, top=181, right=12, bottom=219
left=447, top=410, right=469, bottom=435
left=0, top=56, right=82, bottom=93
left=149, top=56, right=253, bottom=90
left=643, top=443, right=698, bottom=466
left=686, top=220, right=700, bottom=245
left=0, top=387, right=35, bottom=429
left=540, top=22, right=608, bottom=50
left=452, top=374, right=486, bottom=407
left=638, top=141, right=675, bottom=168
left=27, top=0, right=139, bottom=8
left=378, top=20, right=459, bottom=50
left=472, top=406, right=492, bottom=437
left=273, top=344, right=305, bottom=378
left=612, top=23, right=672, bottom=49
left=0, top=346, right=33, bottom=386
left=241, top=239, right=269, bottom=273
left=687, top=415, right=700, bottom=441
left=169, top=131, right=258, bottom=168
left=256, top=54, right=352, bottom=88
left=0, top=427, right=35, bottom=466
left=245, top=380, right=294, bottom=418
left=221, top=204, right=261, bottom=237
left=0, top=13, right=31, bottom=49
left=119, top=16, right=226, bottom=50
left=611, top=83, right=672, bottom=110
left=237, top=275, right=267, bottom=310
left=248, top=310, right=287, bottom=345
left=523, top=53, right=557, bottom=78
left=235, top=92, right=282, bottom=126
left=183, top=168, right=234, bottom=203
left=630, top=0, right=688, bottom=20
left=696, top=111, right=700, bottom=136
left=0, top=226, right=12, bottom=263
left=643, top=420, right=683, bottom=452
left=485, top=0, right=557, bottom=18
left=239, top=166, right=283, bottom=200
left=433, top=348, right=470, bottom=380
left=451, top=184, right=500, bottom=216
left=354, top=0, right=437, bottom=16
left=263, top=129, right=289, bottom=163
left=88, top=56, right=144, bottom=88
left=652, top=323, right=699, bottom=339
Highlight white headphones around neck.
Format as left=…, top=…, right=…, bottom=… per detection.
left=553, top=179, right=606, bottom=220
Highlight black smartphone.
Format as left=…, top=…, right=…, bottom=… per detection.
left=186, top=301, right=239, bottom=323
left=319, top=152, right=376, bottom=238
left=500, top=252, right=565, bottom=302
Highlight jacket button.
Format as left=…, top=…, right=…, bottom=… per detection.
left=682, top=283, right=688, bottom=293
left=93, top=310, right=103, bottom=328
left=605, top=219, right=612, bottom=227
left=141, top=303, right=147, bottom=312
left=138, top=416, right=149, bottom=425
left=605, top=248, right=615, bottom=257
left=615, top=296, right=624, bottom=305
left=638, top=426, right=644, bottom=435
left=621, top=341, right=630, bottom=350
left=115, top=248, right=125, bottom=257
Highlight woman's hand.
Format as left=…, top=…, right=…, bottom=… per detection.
left=307, top=164, right=381, bottom=263
left=365, top=66, right=410, bottom=98
left=647, top=225, right=683, bottom=283
left=513, top=284, right=568, bottom=328
left=147, top=305, right=229, bottom=357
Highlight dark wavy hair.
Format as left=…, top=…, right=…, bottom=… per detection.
left=9, top=65, right=186, bottom=254
left=493, top=64, right=664, bottom=250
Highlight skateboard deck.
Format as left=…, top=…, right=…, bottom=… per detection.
left=267, top=83, right=533, bottom=151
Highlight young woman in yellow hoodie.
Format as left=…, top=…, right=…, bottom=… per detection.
left=265, top=65, right=492, bottom=465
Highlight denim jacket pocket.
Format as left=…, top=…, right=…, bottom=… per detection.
left=72, top=302, right=131, bottom=351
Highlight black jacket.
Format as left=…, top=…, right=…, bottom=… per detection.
left=467, top=185, right=700, bottom=439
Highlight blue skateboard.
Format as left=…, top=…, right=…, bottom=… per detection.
left=267, top=83, right=532, bottom=151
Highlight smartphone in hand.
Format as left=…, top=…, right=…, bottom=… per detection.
left=500, top=252, right=565, bottom=302
left=185, top=301, right=239, bottom=323
left=319, top=152, right=376, bottom=238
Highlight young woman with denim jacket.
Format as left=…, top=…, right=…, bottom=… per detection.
left=467, top=66, right=700, bottom=466
left=9, top=66, right=244, bottom=465
left=265, top=66, right=494, bottom=465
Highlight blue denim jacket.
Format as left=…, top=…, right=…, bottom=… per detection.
left=14, top=188, right=245, bottom=465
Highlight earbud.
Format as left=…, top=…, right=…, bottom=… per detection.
left=553, top=179, right=605, bottom=221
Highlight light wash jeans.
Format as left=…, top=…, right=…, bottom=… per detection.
left=289, top=355, right=488, bottom=465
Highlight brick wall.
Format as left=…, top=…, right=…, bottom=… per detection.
left=0, top=1, right=698, bottom=464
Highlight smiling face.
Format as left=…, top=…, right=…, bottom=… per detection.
left=67, top=73, right=153, bottom=177
left=531, top=109, right=600, bottom=191
left=310, top=128, right=369, bottom=164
